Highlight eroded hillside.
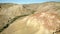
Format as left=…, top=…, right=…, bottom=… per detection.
left=0, top=2, right=60, bottom=34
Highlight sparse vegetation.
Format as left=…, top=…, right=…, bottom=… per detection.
left=0, top=2, right=60, bottom=34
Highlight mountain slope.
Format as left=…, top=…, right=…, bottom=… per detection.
left=0, top=2, right=60, bottom=34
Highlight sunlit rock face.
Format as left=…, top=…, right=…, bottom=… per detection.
left=26, top=12, right=60, bottom=34
left=1, top=11, right=60, bottom=34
